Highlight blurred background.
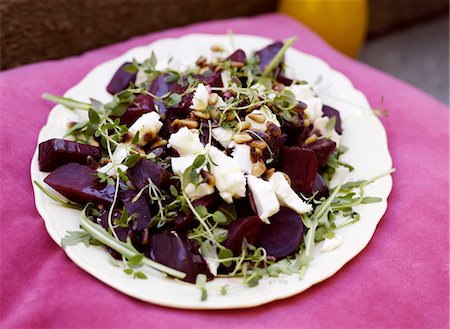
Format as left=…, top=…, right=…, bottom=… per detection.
left=0, top=0, right=448, bottom=104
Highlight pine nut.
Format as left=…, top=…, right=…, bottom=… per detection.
left=208, top=93, right=219, bottom=106
left=211, top=44, right=224, bottom=52
left=304, top=118, right=310, bottom=127
left=230, top=61, right=245, bottom=68
left=251, top=160, right=266, bottom=177
left=247, top=113, right=266, bottom=123
left=250, top=147, right=263, bottom=163
left=193, top=111, right=211, bottom=120
left=150, top=138, right=168, bottom=149
left=304, top=134, right=318, bottom=145
left=171, top=119, right=199, bottom=130
left=236, top=121, right=250, bottom=131
left=249, top=140, right=267, bottom=150
left=266, top=122, right=281, bottom=137
left=233, top=133, right=253, bottom=144
left=196, top=56, right=207, bottom=67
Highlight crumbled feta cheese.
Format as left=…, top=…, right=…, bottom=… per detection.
left=214, top=95, right=227, bottom=109
left=269, top=172, right=312, bottom=214
left=190, top=83, right=209, bottom=111
left=97, top=162, right=128, bottom=177
left=287, top=83, right=323, bottom=122
left=111, top=144, right=129, bottom=164
left=320, top=234, right=342, bottom=252
left=134, top=69, right=147, bottom=86
left=245, top=107, right=280, bottom=132
left=212, top=127, right=234, bottom=148
left=313, top=117, right=341, bottom=146
left=168, top=127, right=205, bottom=156
left=171, top=154, right=198, bottom=175
left=231, top=144, right=253, bottom=174
left=185, top=182, right=215, bottom=200
left=209, top=146, right=246, bottom=203
left=129, top=112, right=163, bottom=146
left=247, top=175, right=280, bottom=223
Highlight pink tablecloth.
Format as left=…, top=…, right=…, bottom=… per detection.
left=0, top=13, right=448, bottom=329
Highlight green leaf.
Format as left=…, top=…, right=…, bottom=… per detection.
left=361, top=196, right=382, bottom=204
left=88, top=108, right=101, bottom=125
left=41, top=93, right=91, bottom=111
left=131, top=131, right=140, bottom=145
left=192, top=154, right=206, bottom=169
left=64, top=121, right=88, bottom=137
left=246, top=274, right=262, bottom=287
left=123, top=64, right=138, bottom=73
left=124, top=268, right=134, bottom=275
left=218, top=248, right=233, bottom=267
left=212, top=211, right=228, bottom=224
left=134, top=271, right=148, bottom=279
left=128, top=253, right=144, bottom=266
left=149, top=51, right=157, bottom=69
left=164, top=73, right=179, bottom=84
left=111, top=103, right=128, bottom=117
left=170, top=185, right=179, bottom=197
left=61, top=230, right=92, bottom=249
left=124, top=154, right=140, bottom=168
left=326, top=116, right=336, bottom=131
left=166, top=93, right=182, bottom=107
left=195, top=206, right=208, bottom=218
left=220, top=285, right=228, bottom=295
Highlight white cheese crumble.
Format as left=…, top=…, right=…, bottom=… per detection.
left=97, top=162, right=128, bottom=177
left=185, top=182, right=215, bottom=200
left=287, top=83, right=323, bottom=122
left=247, top=175, right=280, bottom=223
left=245, top=106, right=281, bottom=132
left=211, top=127, right=234, bottom=148
left=170, top=154, right=198, bottom=176
left=129, top=112, right=163, bottom=146
left=320, top=234, right=342, bottom=252
left=209, top=146, right=246, bottom=203
left=190, top=83, right=209, bottom=111
left=313, top=117, right=341, bottom=146
left=231, top=143, right=253, bottom=174
left=168, top=127, right=204, bottom=156
left=269, top=172, right=312, bottom=214
left=134, top=69, right=147, bottom=86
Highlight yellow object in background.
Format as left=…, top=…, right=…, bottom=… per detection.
left=278, top=0, right=368, bottom=57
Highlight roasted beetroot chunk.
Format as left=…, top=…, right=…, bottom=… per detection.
left=312, top=174, right=329, bottom=199
left=223, top=215, right=262, bottom=255
left=120, top=190, right=152, bottom=231
left=38, top=139, right=102, bottom=172
left=226, top=49, right=246, bottom=64
left=255, top=41, right=283, bottom=73
left=106, top=62, right=136, bottom=95
left=147, top=229, right=211, bottom=283
left=44, top=163, right=115, bottom=205
left=255, top=207, right=304, bottom=259
left=127, top=158, right=172, bottom=192
left=280, top=146, right=318, bottom=195
left=96, top=209, right=130, bottom=259
left=322, top=105, right=342, bottom=134
left=116, top=95, right=155, bottom=127
left=195, top=70, right=223, bottom=88
left=265, top=133, right=288, bottom=167
left=303, top=138, right=336, bottom=167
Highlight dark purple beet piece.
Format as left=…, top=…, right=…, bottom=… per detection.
left=44, top=163, right=115, bottom=205
left=106, top=62, right=137, bottom=95
left=95, top=209, right=131, bottom=259
left=322, top=105, right=342, bottom=134
left=280, top=146, right=318, bottom=195
left=38, top=139, right=102, bottom=172
left=169, top=212, right=195, bottom=231
left=226, top=49, right=246, bottom=64
left=127, top=158, right=172, bottom=192
left=255, top=207, right=304, bottom=259
left=265, top=133, right=288, bottom=167
left=223, top=216, right=262, bottom=255
left=192, top=193, right=221, bottom=211
left=303, top=138, right=336, bottom=167
left=312, top=174, right=329, bottom=199
left=255, top=41, right=283, bottom=73
left=116, top=95, right=155, bottom=127
left=195, top=70, right=223, bottom=87
left=147, top=229, right=211, bottom=283
left=276, top=74, right=293, bottom=86
left=120, top=190, right=151, bottom=231
left=149, top=74, right=189, bottom=119
left=281, top=121, right=305, bottom=146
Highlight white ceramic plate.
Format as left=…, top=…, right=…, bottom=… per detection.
left=31, top=34, right=393, bottom=309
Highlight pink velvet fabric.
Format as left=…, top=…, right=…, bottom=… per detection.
left=0, top=13, right=448, bottom=329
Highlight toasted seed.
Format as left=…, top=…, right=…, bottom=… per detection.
left=304, top=118, right=310, bottom=127
left=171, top=119, right=199, bottom=130
left=209, top=109, right=220, bottom=120
left=250, top=147, right=263, bottom=163
left=233, top=133, right=253, bottom=144
left=247, top=113, right=266, bottom=123
left=273, top=82, right=285, bottom=91
left=266, top=122, right=281, bottom=137
left=262, top=167, right=276, bottom=180
left=249, top=140, right=267, bottom=150
left=150, top=138, right=168, bottom=149
left=251, top=131, right=270, bottom=141
left=304, top=134, right=318, bottom=145
left=193, top=111, right=211, bottom=120
left=211, top=44, right=224, bottom=52
left=251, top=160, right=266, bottom=177
left=121, top=132, right=134, bottom=144
left=143, top=131, right=156, bottom=143
left=236, top=121, right=250, bottom=131
left=230, top=61, right=245, bottom=68
left=208, top=93, right=219, bottom=106
left=196, top=56, right=207, bottom=67
left=202, top=171, right=216, bottom=186
left=67, top=121, right=76, bottom=128
left=226, top=112, right=235, bottom=122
